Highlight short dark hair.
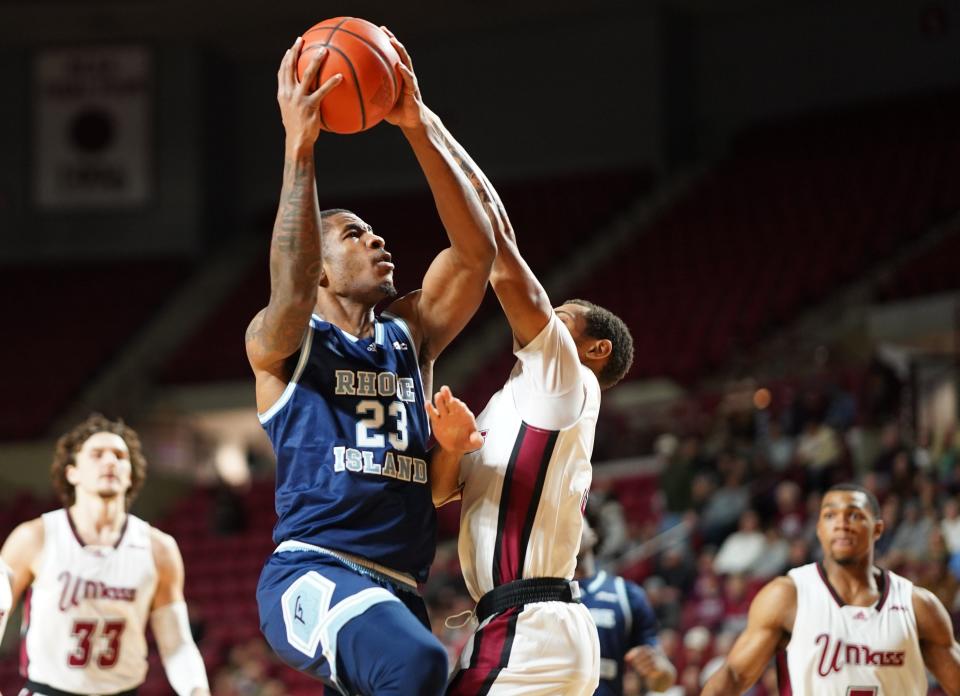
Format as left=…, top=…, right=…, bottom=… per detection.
left=51, top=413, right=148, bottom=509
left=320, top=208, right=355, bottom=224
left=825, top=483, right=881, bottom=519
left=563, top=299, right=634, bottom=388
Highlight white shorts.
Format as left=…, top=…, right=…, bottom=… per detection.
left=448, top=601, right=600, bottom=695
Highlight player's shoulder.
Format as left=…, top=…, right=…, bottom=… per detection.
left=3, top=516, right=45, bottom=552
left=1, top=516, right=46, bottom=573
left=148, top=526, right=183, bottom=569
left=751, top=575, right=798, bottom=621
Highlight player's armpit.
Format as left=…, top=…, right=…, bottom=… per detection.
left=915, top=586, right=960, bottom=695
left=701, top=576, right=795, bottom=696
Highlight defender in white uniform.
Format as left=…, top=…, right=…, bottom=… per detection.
left=427, top=123, right=635, bottom=695
left=0, top=414, right=210, bottom=696
left=702, top=483, right=960, bottom=696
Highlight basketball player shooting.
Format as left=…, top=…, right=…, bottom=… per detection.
left=701, top=483, right=960, bottom=696
left=413, top=81, right=635, bottom=693
left=246, top=30, right=495, bottom=696
left=0, top=414, right=209, bottom=696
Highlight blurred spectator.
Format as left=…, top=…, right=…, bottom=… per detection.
left=795, top=420, right=842, bottom=491
left=882, top=500, right=933, bottom=568
left=941, top=497, right=960, bottom=554
left=773, top=480, right=805, bottom=539
left=699, top=457, right=750, bottom=545
left=762, top=420, right=795, bottom=472
left=713, top=510, right=766, bottom=576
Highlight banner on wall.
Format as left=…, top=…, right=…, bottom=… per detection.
left=33, top=45, right=152, bottom=209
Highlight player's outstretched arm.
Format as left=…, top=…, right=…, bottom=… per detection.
left=412, top=98, right=551, bottom=348
left=701, top=576, right=795, bottom=696
left=246, top=37, right=343, bottom=412
left=915, top=585, right=960, bottom=695
left=426, top=386, right=483, bottom=507
left=379, top=29, right=495, bottom=362
left=0, top=519, right=43, bottom=643
left=150, top=530, right=210, bottom=696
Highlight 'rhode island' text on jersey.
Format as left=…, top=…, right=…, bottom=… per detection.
left=780, top=562, right=926, bottom=695
left=259, top=313, right=435, bottom=581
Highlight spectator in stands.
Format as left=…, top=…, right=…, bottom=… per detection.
left=761, top=419, right=795, bottom=473
left=659, top=435, right=704, bottom=525
left=882, top=499, right=934, bottom=568
left=713, top=509, right=766, bottom=576
left=751, top=529, right=791, bottom=579
left=940, top=497, right=960, bottom=554
left=773, top=480, right=805, bottom=539
left=644, top=576, right=682, bottom=631
left=794, top=418, right=843, bottom=491
left=698, top=457, right=751, bottom=545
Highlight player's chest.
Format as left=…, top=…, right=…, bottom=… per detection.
left=37, top=546, right=156, bottom=613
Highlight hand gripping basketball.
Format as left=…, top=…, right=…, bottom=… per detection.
left=278, top=36, right=343, bottom=146
left=380, top=26, right=425, bottom=131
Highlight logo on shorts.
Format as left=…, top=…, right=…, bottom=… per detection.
left=282, top=572, right=335, bottom=658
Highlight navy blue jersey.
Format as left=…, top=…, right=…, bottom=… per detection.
left=581, top=571, right=660, bottom=696
left=259, top=312, right=436, bottom=582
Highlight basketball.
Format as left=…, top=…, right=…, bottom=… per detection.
left=297, top=17, right=403, bottom=135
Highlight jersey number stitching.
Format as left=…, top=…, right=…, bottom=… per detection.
left=67, top=619, right=126, bottom=668
left=355, top=400, right=409, bottom=451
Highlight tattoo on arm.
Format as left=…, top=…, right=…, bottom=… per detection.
left=252, top=155, right=322, bottom=361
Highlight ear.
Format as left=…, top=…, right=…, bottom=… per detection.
left=65, top=463, right=79, bottom=486
left=318, top=267, right=329, bottom=287
left=586, top=338, right=612, bottom=360
left=874, top=517, right=885, bottom=541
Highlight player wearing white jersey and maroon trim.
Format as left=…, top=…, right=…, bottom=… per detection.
left=701, top=483, right=960, bottom=696
left=0, top=414, right=209, bottom=696
left=426, top=126, right=635, bottom=695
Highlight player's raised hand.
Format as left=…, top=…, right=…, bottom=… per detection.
left=277, top=36, right=342, bottom=145
left=380, top=27, right=425, bottom=130
left=427, top=386, right=483, bottom=454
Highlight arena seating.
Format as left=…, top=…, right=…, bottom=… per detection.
left=0, top=260, right=190, bottom=441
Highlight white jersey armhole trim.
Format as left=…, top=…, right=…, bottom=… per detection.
left=258, top=327, right=314, bottom=424
left=614, top=575, right=633, bottom=638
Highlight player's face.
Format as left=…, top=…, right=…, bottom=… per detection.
left=66, top=432, right=133, bottom=502
left=321, top=213, right=397, bottom=302
left=554, top=303, right=591, bottom=357
left=816, top=491, right=883, bottom=565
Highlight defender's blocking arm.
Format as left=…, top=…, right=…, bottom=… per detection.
left=380, top=30, right=495, bottom=362
left=418, top=104, right=551, bottom=348
left=246, top=38, right=342, bottom=411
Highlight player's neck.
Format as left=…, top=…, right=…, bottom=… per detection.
left=822, top=555, right=880, bottom=603
left=69, top=495, right=127, bottom=546
left=315, top=294, right=377, bottom=338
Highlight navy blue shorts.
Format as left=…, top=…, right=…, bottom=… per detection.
left=257, top=550, right=448, bottom=696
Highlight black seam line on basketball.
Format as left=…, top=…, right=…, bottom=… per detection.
left=320, top=44, right=367, bottom=130
left=491, top=424, right=527, bottom=586
left=514, top=428, right=559, bottom=578
left=318, top=17, right=351, bottom=47
left=319, top=27, right=398, bottom=94
left=476, top=609, right=520, bottom=696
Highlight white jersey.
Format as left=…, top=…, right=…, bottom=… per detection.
left=21, top=510, right=158, bottom=694
left=782, top=562, right=927, bottom=696
left=458, top=313, right=600, bottom=600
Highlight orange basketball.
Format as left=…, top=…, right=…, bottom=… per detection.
left=297, top=17, right=403, bottom=135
